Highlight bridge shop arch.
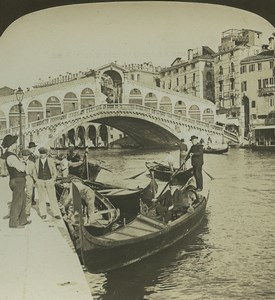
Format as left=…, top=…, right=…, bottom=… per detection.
left=144, top=92, right=158, bottom=109
left=81, top=88, right=95, bottom=108
left=160, top=97, right=172, bottom=113
left=46, top=96, right=61, bottom=117
left=9, top=105, right=25, bottom=128
left=64, top=92, right=78, bottom=113
left=28, top=100, right=44, bottom=122
left=202, top=108, right=215, bottom=123
left=174, top=100, right=187, bottom=116
left=188, top=104, right=201, bottom=120
left=129, top=88, right=142, bottom=105
left=0, top=109, right=7, bottom=130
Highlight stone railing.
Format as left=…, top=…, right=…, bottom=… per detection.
left=0, top=103, right=239, bottom=143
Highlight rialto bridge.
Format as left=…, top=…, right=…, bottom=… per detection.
left=0, top=63, right=238, bottom=148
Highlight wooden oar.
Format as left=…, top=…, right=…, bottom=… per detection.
left=125, top=170, right=146, bottom=180
left=203, top=169, right=214, bottom=180
left=158, top=160, right=186, bottom=198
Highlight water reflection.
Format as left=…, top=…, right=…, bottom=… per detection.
left=84, top=148, right=275, bottom=300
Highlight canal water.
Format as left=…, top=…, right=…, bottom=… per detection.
left=84, top=148, right=275, bottom=300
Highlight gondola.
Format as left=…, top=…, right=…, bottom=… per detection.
left=66, top=176, right=209, bottom=273
left=69, top=161, right=101, bottom=181
left=203, top=143, right=229, bottom=154
left=145, top=161, right=193, bottom=184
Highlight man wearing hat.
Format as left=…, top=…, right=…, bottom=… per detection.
left=28, top=141, right=38, bottom=163
left=185, top=135, right=204, bottom=192
left=35, top=147, right=61, bottom=220
left=1, top=134, right=30, bottom=228
left=22, top=149, right=37, bottom=216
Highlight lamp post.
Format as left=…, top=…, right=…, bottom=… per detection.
left=16, top=87, right=24, bottom=154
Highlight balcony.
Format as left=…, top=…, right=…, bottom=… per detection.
left=258, top=85, right=275, bottom=97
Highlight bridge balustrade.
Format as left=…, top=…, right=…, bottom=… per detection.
left=0, top=103, right=238, bottom=143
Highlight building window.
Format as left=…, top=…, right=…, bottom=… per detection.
left=270, top=98, right=275, bottom=106
left=252, top=114, right=256, bottom=119
left=230, top=62, right=235, bottom=73
left=230, top=79, right=235, bottom=90
left=240, top=65, right=247, bottom=74
left=249, top=64, right=255, bottom=72
left=270, top=61, right=274, bottom=69
left=110, top=135, right=113, bottom=139
left=263, top=78, right=269, bottom=88
left=251, top=101, right=256, bottom=108
left=176, top=78, right=179, bottom=86
left=184, top=75, right=187, bottom=84
left=191, top=63, right=195, bottom=69
left=131, top=74, right=134, bottom=80
left=270, top=78, right=274, bottom=85
left=258, top=63, right=262, bottom=71
left=219, top=82, right=223, bottom=92
left=193, top=73, right=195, bottom=82
left=137, top=74, right=140, bottom=81
left=258, top=79, right=262, bottom=89
left=168, top=80, right=171, bottom=89
left=183, top=66, right=186, bottom=71
left=219, top=66, right=223, bottom=75
left=241, top=81, right=247, bottom=92
left=162, top=82, right=165, bottom=89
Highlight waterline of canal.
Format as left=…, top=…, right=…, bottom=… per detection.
left=84, top=148, right=275, bottom=300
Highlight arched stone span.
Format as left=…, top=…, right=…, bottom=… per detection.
left=160, top=97, right=172, bottom=113
left=129, top=89, right=142, bottom=105
left=9, top=105, right=25, bottom=128
left=99, top=124, right=108, bottom=146
left=87, top=125, right=97, bottom=147
left=81, top=88, right=95, bottom=108
left=189, top=105, right=201, bottom=120
left=64, top=92, right=78, bottom=113
left=144, top=92, right=158, bottom=109
left=174, top=100, right=186, bottom=116
left=76, top=126, right=86, bottom=146
left=46, top=96, right=61, bottom=117
left=28, top=100, right=43, bottom=122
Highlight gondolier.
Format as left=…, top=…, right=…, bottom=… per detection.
left=185, top=135, right=204, bottom=192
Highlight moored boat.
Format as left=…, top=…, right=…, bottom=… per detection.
left=69, top=161, right=101, bottom=181
left=69, top=177, right=209, bottom=273
left=145, top=161, right=193, bottom=184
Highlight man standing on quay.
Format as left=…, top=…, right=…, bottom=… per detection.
left=35, top=147, right=61, bottom=220
left=1, top=134, right=30, bottom=228
left=185, top=135, right=204, bottom=192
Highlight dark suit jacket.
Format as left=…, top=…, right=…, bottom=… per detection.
left=186, top=143, right=204, bottom=166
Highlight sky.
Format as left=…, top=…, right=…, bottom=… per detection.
left=0, top=1, right=274, bottom=90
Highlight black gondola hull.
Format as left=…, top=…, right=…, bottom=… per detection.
left=80, top=198, right=207, bottom=273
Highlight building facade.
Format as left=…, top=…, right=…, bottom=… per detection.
left=240, top=36, right=275, bottom=135
left=160, top=46, right=216, bottom=103
left=213, top=29, right=263, bottom=136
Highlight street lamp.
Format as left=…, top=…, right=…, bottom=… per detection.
left=16, top=87, right=24, bottom=154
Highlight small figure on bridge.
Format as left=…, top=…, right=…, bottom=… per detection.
left=178, top=138, right=188, bottom=170
left=185, top=135, right=204, bottom=192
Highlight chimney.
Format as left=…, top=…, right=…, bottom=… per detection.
left=187, top=49, right=193, bottom=61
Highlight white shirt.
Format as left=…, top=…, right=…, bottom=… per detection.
left=6, top=154, right=26, bottom=172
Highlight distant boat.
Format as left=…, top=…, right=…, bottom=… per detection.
left=203, top=143, right=229, bottom=154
